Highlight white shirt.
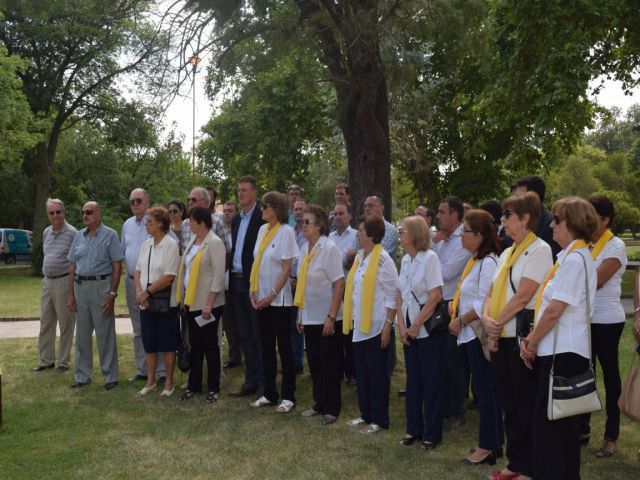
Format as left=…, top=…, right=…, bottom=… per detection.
left=458, top=254, right=498, bottom=344
left=121, top=214, right=150, bottom=275
left=296, top=236, right=344, bottom=325
left=397, top=250, right=443, bottom=340
left=536, top=243, right=597, bottom=358
left=183, top=244, right=202, bottom=291
left=136, top=235, right=180, bottom=308
left=329, top=225, right=357, bottom=273
left=493, top=237, right=553, bottom=338
left=592, top=236, right=627, bottom=324
left=432, top=224, right=471, bottom=300
left=253, top=223, right=299, bottom=306
left=351, top=248, right=398, bottom=342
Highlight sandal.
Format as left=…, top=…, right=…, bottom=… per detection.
left=180, top=390, right=198, bottom=401
left=275, top=399, right=295, bottom=413
left=206, top=392, right=219, bottom=404
left=595, top=440, right=616, bottom=459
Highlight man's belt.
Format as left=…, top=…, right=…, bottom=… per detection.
left=45, top=273, right=69, bottom=279
left=75, top=274, right=110, bottom=283
left=230, top=272, right=243, bottom=278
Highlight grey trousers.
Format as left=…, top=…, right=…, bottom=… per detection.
left=38, top=276, right=75, bottom=368
left=125, top=275, right=165, bottom=377
left=74, top=276, right=119, bottom=383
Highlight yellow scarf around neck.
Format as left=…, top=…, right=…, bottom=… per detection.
left=249, top=223, right=282, bottom=293
left=175, top=244, right=205, bottom=306
left=451, top=257, right=478, bottom=319
left=591, top=228, right=613, bottom=260
left=293, top=240, right=321, bottom=308
left=342, top=244, right=383, bottom=334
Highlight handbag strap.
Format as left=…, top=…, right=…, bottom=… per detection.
left=147, top=244, right=152, bottom=287
left=550, top=250, right=593, bottom=375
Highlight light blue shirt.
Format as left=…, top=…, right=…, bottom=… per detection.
left=121, top=214, right=150, bottom=275
left=232, top=202, right=256, bottom=273
left=67, top=224, right=125, bottom=276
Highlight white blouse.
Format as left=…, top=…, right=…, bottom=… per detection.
left=135, top=235, right=180, bottom=308
left=536, top=243, right=597, bottom=358
left=592, top=236, right=627, bottom=324
left=351, top=248, right=399, bottom=342
left=397, top=250, right=443, bottom=340
left=458, top=254, right=498, bottom=344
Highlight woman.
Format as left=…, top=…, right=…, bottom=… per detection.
left=295, top=205, right=345, bottom=425
left=481, top=192, right=553, bottom=480
left=578, top=195, right=627, bottom=457
left=345, top=215, right=398, bottom=434
left=168, top=200, right=187, bottom=254
left=134, top=205, right=180, bottom=397
left=520, top=197, right=598, bottom=480
left=396, top=215, right=445, bottom=448
left=175, top=206, right=226, bottom=403
left=449, top=210, right=502, bottom=464
left=249, top=192, right=299, bottom=413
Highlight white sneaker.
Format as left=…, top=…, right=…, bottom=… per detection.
left=275, top=400, right=295, bottom=414
left=347, top=417, right=365, bottom=427
left=249, top=395, right=272, bottom=407
left=136, top=383, right=157, bottom=396
left=360, top=423, right=382, bottom=434
left=160, top=387, right=174, bottom=397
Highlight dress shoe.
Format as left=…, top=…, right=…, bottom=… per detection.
left=104, top=381, right=118, bottom=391
left=322, top=414, right=337, bottom=425
left=420, top=440, right=439, bottom=450
left=56, top=366, right=69, bottom=373
left=128, top=374, right=148, bottom=382
left=360, top=423, right=382, bottom=434
left=229, top=383, right=258, bottom=397
left=32, top=363, right=55, bottom=372
left=397, top=389, right=406, bottom=397
left=461, top=451, right=496, bottom=466
left=301, top=408, right=320, bottom=417
left=137, top=383, right=157, bottom=396
left=223, top=360, right=240, bottom=369
left=70, top=380, right=91, bottom=388
left=399, top=435, right=420, bottom=446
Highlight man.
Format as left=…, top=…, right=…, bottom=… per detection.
left=290, top=199, right=307, bottom=374
left=228, top=176, right=265, bottom=396
left=222, top=201, right=241, bottom=368
left=330, top=183, right=351, bottom=230
left=182, top=187, right=231, bottom=256
left=511, top=175, right=561, bottom=260
left=121, top=188, right=166, bottom=382
left=67, top=201, right=124, bottom=390
left=287, top=184, right=304, bottom=227
left=414, top=205, right=434, bottom=228
left=33, top=198, right=77, bottom=373
left=357, top=196, right=399, bottom=260
left=329, top=202, right=357, bottom=385
left=206, top=185, right=224, bottom=221
left=432, top=196, right=471, bottom=428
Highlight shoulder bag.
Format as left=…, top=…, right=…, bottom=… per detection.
left=146, top=244, right=172, bottom=313
left=618, top=347, right=640, bottom=422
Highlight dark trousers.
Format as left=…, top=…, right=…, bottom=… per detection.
left=404, top=331, right=447, bottom=442
left=186, top=307, right=223, bottom=393
left=340, top=329, right=355, bottom=380
left=222, top=291, right=242, bottom=364
left=290, top=306, right=304, bottom=368
left=230, top=277, right=263, bottom=386
left=491, top=337, right=536, bottom=477
left=304, top=323, right=342, bottom=417
left=533, top=353, right=589, bottom=480
left=464, top=338, right=503, bottom=450
left=353, top=334, right=390, bottom=429
left=580, top=322, right=624, bottom=440
left=443, top=332, right=468, bottom=418
left=257, top=306, right=296, bottom=403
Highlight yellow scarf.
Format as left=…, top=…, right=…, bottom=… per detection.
left=293, top=240, right=321, bottom=308
left=591, top=229, right=613, bottom=260
left=342, top=244, right=383, bottom=334
left=175, top=245, right=205, bottom=306
left=533, top=240, right=588, bottom=328
left=451, top=257, right=478, bottom=319
left=249, top=223, right=282, bottom=293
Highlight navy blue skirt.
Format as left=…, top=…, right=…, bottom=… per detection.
left=140, top=306, right=180, bottom=353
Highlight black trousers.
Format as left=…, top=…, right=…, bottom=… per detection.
left=186, top=306, right=223, bottom=393
left=491, top=337, right=536, bottom=477
left=257, top=306, right=296, bottom=403
left=533, top=353, right=589, bottom=480
left=579, top=322, right=624, bottom=440
left=353, top=334, right=390, bottom=429
left=340, top=329, right=355, bottom=380
left=304, top=323, right=342, bottom=417
left=443, top=332, right=468, bottom=418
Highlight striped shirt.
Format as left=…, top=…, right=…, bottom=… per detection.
left=42, top=221, right=77, bottom=277
left=67, top=224, right=125, bottom=276
left=181, top=215, right=231, bottom=253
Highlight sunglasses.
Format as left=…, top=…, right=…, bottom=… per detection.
left=502, top=209, right=515, bottom=219
left=302, top=219, right=316, bottom=225
left=552, top=214, right=564, bottom=224
left=168, top=208, right=180, bottom=214
left=48, top=210, right=63, bottom=216
left=82, top=210, right=94, bottom=216
left=130, top=198, right=143, bottom=206
left=187, top=197, right=199, bottom=203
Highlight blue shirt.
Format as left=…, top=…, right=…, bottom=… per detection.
left=232, top=203, right=256, bottom=273
left=67, top=224, right=125, bottom=276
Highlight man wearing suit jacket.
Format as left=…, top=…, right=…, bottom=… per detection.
left=228, top=175, right=266, bottom=397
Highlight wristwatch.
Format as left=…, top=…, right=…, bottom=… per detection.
left=385, top=317, right=395, bottom=327
left=109, top=291, right=117, bottom=298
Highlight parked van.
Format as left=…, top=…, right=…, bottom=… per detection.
left=0, top=228, right=33, bottom=264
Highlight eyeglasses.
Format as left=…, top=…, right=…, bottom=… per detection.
left=261, top=203, right=272, bottom=210
left=463, top=228, right=475, bottom=234
left=502, top=209, right=515, bottom=219
left=398, top=227, right=406, bottom=233
left=48, top=210, right=63, bottom=216
left=552, top=214, right=564, bottom=224
left=82, top=210, right=94, bottom=216
left=145, top=217, right=155, bottom=223
left=302, top=219, right=317, bottom=225
left=187, top=197, right=199, bottom=204
left=130, top=198, right=143, bottom=206
left=168, top=208, right=180, bottom=214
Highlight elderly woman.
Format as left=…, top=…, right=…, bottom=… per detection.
left=520, top=197, right=598, bottom=480
left=396, top=215, right=444, bottom=448
left=168, top=200, right=187, bottom=255
left=295, top=205, right=345, bottom=425
left=249, top=192, right=299, bottom=413
left=176, top=206, right=226, bottom=403
left=449, top=210, right=502, bottom=464
left=134, top=206, right=180, bottom=396
left=481, top=192, right=553, bottom=480
left=576, top=195, right=627, bottom=457
left=345, top=215, right=398, bottom=434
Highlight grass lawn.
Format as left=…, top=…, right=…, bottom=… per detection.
left=0, top=324, right=639, bottom=479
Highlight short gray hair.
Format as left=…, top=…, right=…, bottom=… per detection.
left=193, top=187, right=211, bottom=207
left=46, top=198, right=64, bottom=210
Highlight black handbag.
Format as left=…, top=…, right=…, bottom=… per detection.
left=509, top=267, right=534, bottom=341
left=146, top=245, right=172, bottom=313
left=177, top=311, right=190, bottom=372
left=410, top=291, right=450, bottom=335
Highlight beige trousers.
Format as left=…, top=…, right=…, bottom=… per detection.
left=39, top=275, right=76, bottom=368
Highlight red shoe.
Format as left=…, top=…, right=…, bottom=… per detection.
left=491, top=471, right=522, bottom=480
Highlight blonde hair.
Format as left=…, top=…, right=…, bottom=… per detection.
left=403, top=215, right=430, bottom=252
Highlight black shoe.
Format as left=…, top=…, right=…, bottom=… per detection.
left=345, top=376, right=357, bottom=386
left=461, top=451, right=496, bottom=466
left=157, top=376, right=166, bottom=385
left=70, top=381, right=90, bottom=388
left=128, top=374, right=148, bottom=382
left=32, top=363, right=55, bottom=372
left=470, top=446, right=503, bottom=459
left=420, top=441, right=440, bottom=450
left=398, top=389, right=407, bottom=397
left=56, top=366, right=69, bottom=373
left=104, top=381, right=118, bottom=391
left=229, top=383, right=258, bottom=397
left=223, top=360, right=240, bottom=369
left=399, top=435, right=421, bottom=446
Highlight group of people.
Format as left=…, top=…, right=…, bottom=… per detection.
left=33, top=174, right=640, bottom=480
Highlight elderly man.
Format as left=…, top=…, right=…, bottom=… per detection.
left=287, top=184, right=304, bottom=227
left=222, top=201, right=242, bottom=368
left=329, top=183, right=351, bottom=231
left=67, top=201, right=124, bottom=390
left=121, top=188, right=166, bottom=382
left=349, top=196, right=398, bottom=260
left=414, top=205, right=434, bottom=228
left=33, top=199, right=78, bottom=373
left=183, top=187, right=231, bottom=255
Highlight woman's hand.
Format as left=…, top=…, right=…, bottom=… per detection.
left=296, top=322, right=304, bottom=335
left=447, top=300, right=453, bottom=317
left=487, top=339, right=499, bottom=352
left=406, top=323, right=420, bottom=339
left=482, top=315, right=502, bottom=338
left=399, top=327, right=411, bottom=346
left=255, top=293, right=274, bottom=310
left=322, top=317, right=335, bottom=336
left=448, top=317, right=462, bottom=337
left=202, top=304, right=212, bottom=320
left=519, top=335, right=537, bottom=369
left=136, top=289, right=149, bottom=306
left=250, top=293, right=260, bottom=310
left=381, top=324, right=392, bottom=349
